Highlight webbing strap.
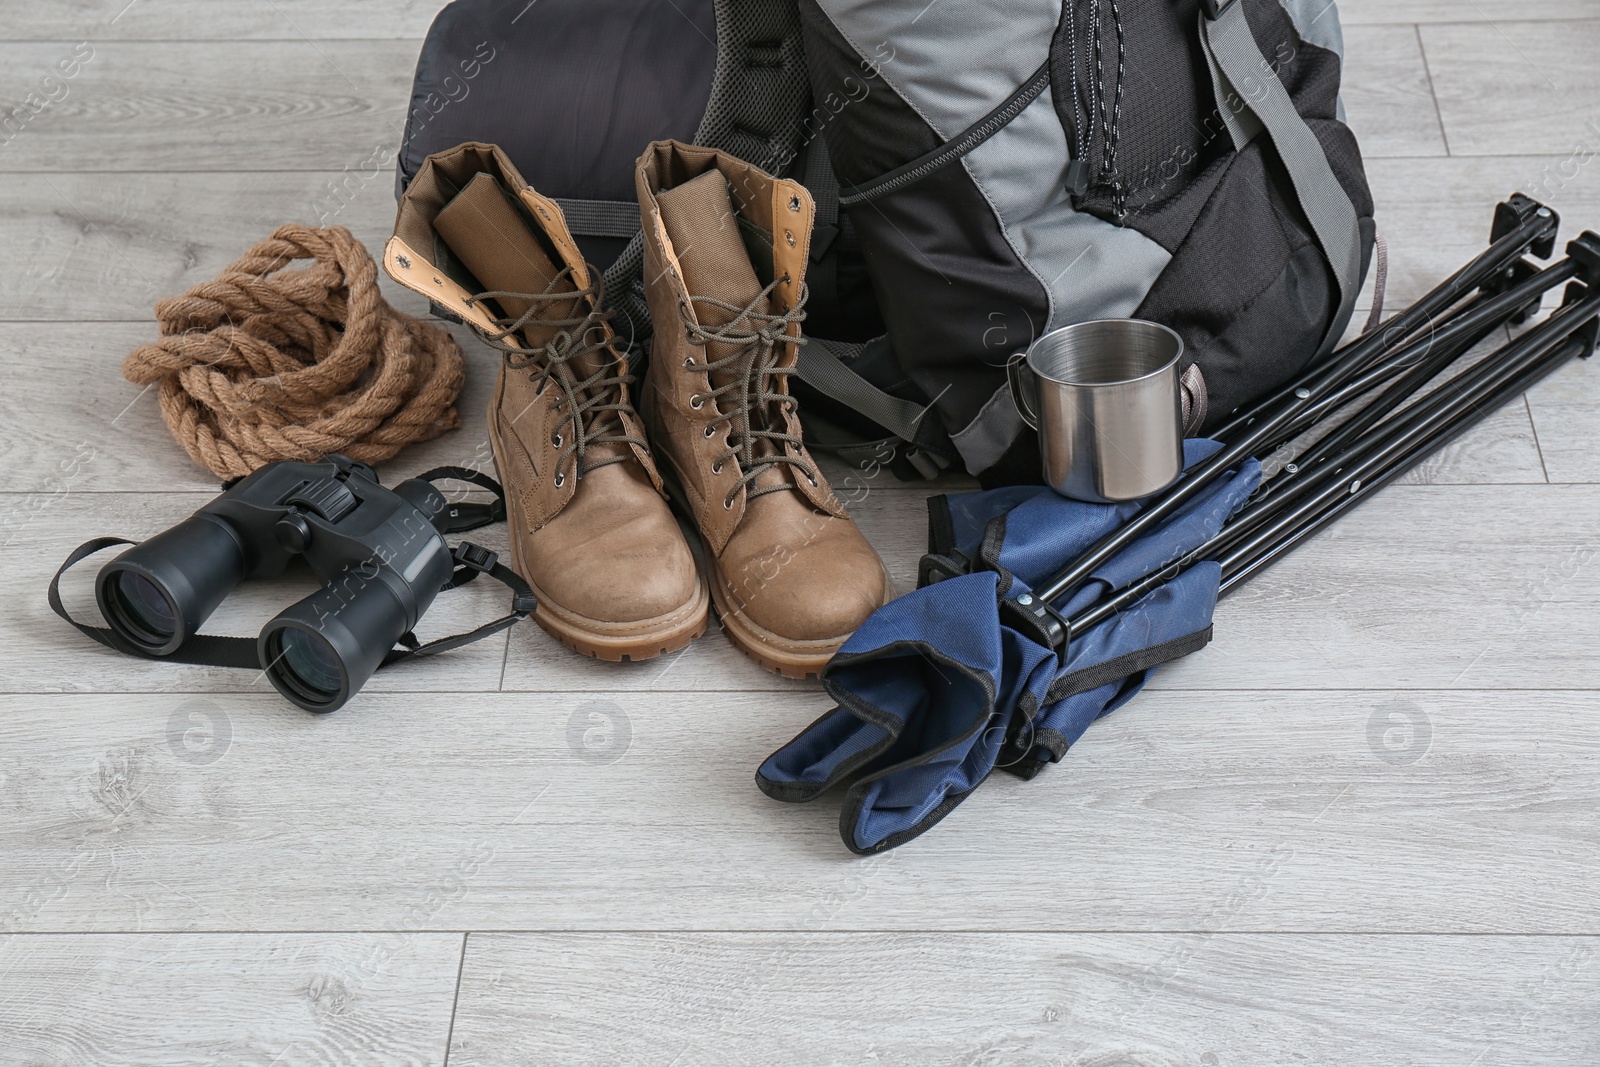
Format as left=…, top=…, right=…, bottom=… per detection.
left=794, top=337, right=931, bottom=445
left=49, top=536, right=264, bottom=669
left=551, top=198, right=642, bottom=240
left=1199, top=1, right=1362, bottom=353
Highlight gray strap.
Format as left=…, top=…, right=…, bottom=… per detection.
left=1197, top=32, right=1264, bottom=150
left=552, top=198, right=641, bottom=239
left=795, top=337, right=931, bottom=444
left=1200, top=2, right=1361, bottom=352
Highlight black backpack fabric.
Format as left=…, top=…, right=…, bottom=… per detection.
left=397, top=0, right=1373, bottom=483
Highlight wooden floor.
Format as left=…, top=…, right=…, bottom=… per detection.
left=3, top=2, right=1599, bottom=1064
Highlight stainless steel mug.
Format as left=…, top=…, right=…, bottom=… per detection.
left=1007, top=319, right=1186, bottom=503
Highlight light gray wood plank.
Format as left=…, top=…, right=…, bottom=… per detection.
left=3, top=689, right=1599, bottom=933
left=0, top=321, right=503, bottom=494
left=1422, top=20, right=1600, bottom=156
left=1390, top=327, right=1548, bottom=485
left=1154, top=483, right=1600, bottom=690
left=1340, top=25, right=1448, bottom=159
left=1364, top=154, right=1600, bottom=310
left=0, top=41, right=415, bottom=172
left=0, top=172, right=416, bottom=321
left=0, top=932, right=461, bottom=1066
left=1527, top=348, right=1600, bottom=483
left=1341, top=2, right=1600, bottom=24
left=448, top=932, right=1600, bottom=1067
left=2, top=492, right=512, bottom=694
left=4, top=0, right=447, bottom=40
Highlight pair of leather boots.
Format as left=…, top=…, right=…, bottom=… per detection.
left=384, top=141, right=891, bottom=677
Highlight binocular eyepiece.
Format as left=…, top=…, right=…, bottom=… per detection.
left=92, top=457, right=458, bottom=712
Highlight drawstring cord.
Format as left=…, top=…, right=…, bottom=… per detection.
left=1087, top=0, right=1128, bottom=219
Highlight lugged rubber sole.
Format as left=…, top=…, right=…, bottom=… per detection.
left=526, top=571, right=709, bottom=662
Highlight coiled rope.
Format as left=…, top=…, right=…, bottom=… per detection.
left=123, top=224, right=465, bottom=479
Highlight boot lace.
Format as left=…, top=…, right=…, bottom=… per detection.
left=466, top=267, right=645, bottom=484
left=682, top=277, right=820, bottom=508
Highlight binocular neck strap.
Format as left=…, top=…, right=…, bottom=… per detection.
left=49, top=537, right=535, bottom=672
left=48, top=536, right=263, bottom=669
left=420, top=465, right=510, bottom=533
left=383, top=543, right=536, bottom=665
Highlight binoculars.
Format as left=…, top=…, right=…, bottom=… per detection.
left=92, top=456, right=461, bottom=712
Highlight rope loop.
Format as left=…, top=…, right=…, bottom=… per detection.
left=123, top=224, right=465, bottom=479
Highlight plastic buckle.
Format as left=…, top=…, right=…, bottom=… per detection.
left=905, top=447, right=949, bottom=481
left=1200, top=0, right=1239, bottom=19
left=511, top=591, right=538, bottom=616
left=453, top=542, right=499, bottom=574
left=443, top=498, right=506, bottom=533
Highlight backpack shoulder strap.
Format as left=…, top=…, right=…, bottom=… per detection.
left=1198, top=0, right=1363, bottom=354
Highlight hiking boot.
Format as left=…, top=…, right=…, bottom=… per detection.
left=634, top=140, right=892, bottom=679
left=385, top=142, right=707, bottom=661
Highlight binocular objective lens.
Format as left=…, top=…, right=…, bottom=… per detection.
left=272, top=628, right=345, bottom=702
left=112, top=571, right=177, bottom=641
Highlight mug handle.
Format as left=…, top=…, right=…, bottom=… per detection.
left=1006, top=353, right=1041, bottom=430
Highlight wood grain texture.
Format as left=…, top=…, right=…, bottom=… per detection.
left=1341, top=2, right=1600, bottom=25
left=0, top=172, right=415, bottom=321
left=4, top=0, right=447, bottom=40
left=0, top=321, right=503, bottom=494
left=2, top=689, right=1598, bottom=934
left=0, top=42, right=416, bottom=172
left=1340, top=26, right=1449, bottom=159
left=448, top=932, right=1600, bottom=1067
left=1364, top=155, right=1600, bottom=309
left=1526, top=351, right=1600, bottom=483
left=1422, top=20, right=1600, bottom=156
left=1155, top=484, right=1600, bottom=690
left=0, top=7, right=1597, bottom=1061
left=0, top=932, right=461, bottom=1066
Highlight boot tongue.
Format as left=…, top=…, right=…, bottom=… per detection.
left=655, top=169, right=770, bottom=397
left=656, top=169, right=795, bottom=492
left=435, top=172, right=627, bottom=466
left=433, top=172, right=595, bottom=369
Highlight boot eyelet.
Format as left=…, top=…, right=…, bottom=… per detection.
left=554, top=471, right=566, bottom=488
left=712, top=461, right=723, bottom=475
left=703, top=425, right=716, bottom=438
left=689, top=394, right=705, bottom=410
left=784, top=230, right=796, bottom=247
left=788, top=195, right=801, bottom=212
left=722, top=495, right=734, bottom=510
left=551, top=432, right=562, bottom=448
left=683, top=356, right=695, bottom=368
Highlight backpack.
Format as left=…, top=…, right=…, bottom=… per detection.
left=397, top=0, right=1373, bottom=483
